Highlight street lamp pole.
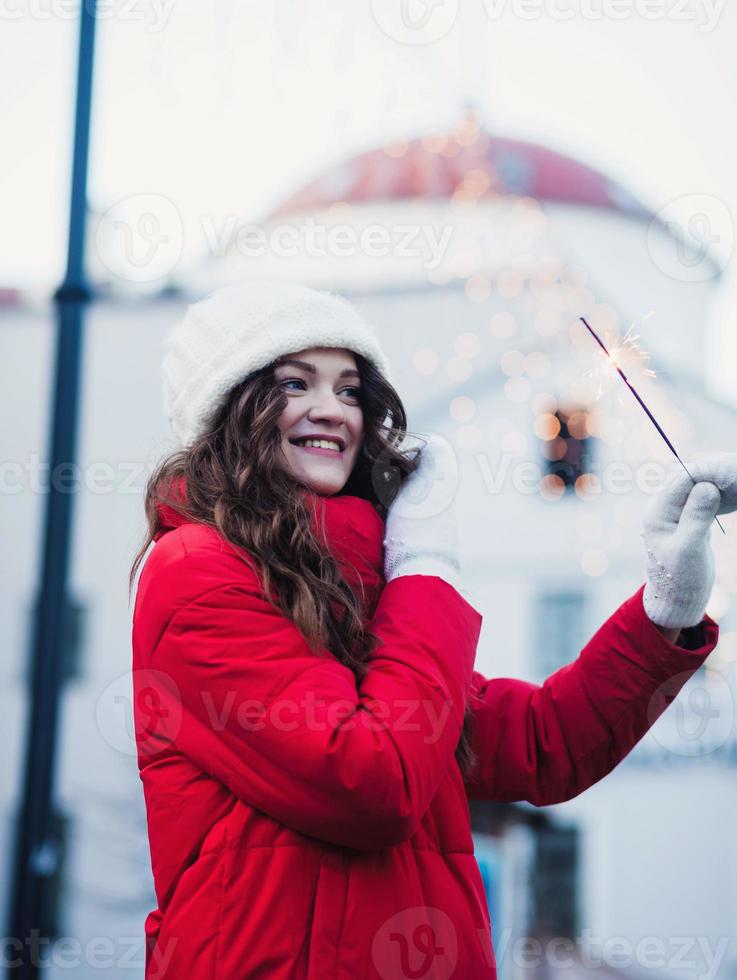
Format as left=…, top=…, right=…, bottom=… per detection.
left=7, top=2, right=97, bottom=976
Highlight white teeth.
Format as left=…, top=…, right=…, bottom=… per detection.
left=295, top=438, right=341, bottom=451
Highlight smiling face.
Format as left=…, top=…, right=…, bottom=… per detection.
left=273, top=347, right=365, bottom=496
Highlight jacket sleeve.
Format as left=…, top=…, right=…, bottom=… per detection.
left=135, top=555, right=481, bottom=851
left=463, top=584, right=718, bottom=806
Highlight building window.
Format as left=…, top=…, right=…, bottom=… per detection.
left=533, top=590, right=586, bottom=678
left=537, top=406, right=593, bottom=492
left=531, top=825, right=578, bottom=939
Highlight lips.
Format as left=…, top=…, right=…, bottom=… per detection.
left=289, top=435, right=346, bottom=452
left=291, top=441, right=342, bottom=457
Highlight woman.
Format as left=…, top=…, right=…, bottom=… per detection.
left=130, top=279, right=733, bottom=979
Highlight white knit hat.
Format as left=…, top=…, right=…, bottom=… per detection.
left=162, top=279, right=392, bottom=446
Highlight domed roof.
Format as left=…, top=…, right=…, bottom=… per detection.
left=270, top=112, right=652, bottom=220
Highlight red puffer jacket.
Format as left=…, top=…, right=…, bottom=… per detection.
left=131, top=487, right=718, bottom=979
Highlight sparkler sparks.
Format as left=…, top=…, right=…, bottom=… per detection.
left=584, top=314, right=657, bottom=400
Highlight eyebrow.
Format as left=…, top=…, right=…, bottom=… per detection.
left=274, top=358, right=361, bottom=380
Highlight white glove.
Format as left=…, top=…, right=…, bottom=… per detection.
left=383, top=434, right=463, bottom=592
left=641, top=453, right=737, bottom=629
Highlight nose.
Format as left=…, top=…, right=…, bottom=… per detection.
left=307, top=388, right=347, bottom=425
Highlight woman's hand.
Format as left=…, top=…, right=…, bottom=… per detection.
left=383, top=434, right=463, bottom=592
left=641, top=453, right=737, bottom=629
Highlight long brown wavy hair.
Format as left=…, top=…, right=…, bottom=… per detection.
left=129, top=351, right=477, bottom=781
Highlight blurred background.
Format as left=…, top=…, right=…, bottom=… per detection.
left=2, top=1, right=737, bottom=977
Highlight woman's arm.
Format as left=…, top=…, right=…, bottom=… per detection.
left=463, top=456, right=731, bottom=805
left=134, top=546, right=482, bottom=852
left=463, top=584, right=718, bottom=806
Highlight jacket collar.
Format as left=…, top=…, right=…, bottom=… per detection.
left=154, top=476, right=385, bottom=602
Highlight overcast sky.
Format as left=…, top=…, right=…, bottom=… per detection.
left=3, top=0, right=737, bottom=400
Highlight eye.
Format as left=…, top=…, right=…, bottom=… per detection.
left=279, top=378, right=362, bottom=400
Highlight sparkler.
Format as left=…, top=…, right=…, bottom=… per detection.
left=580, top=315, right=725, bottom=534
left=584, top=317, right=656, bottom=399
